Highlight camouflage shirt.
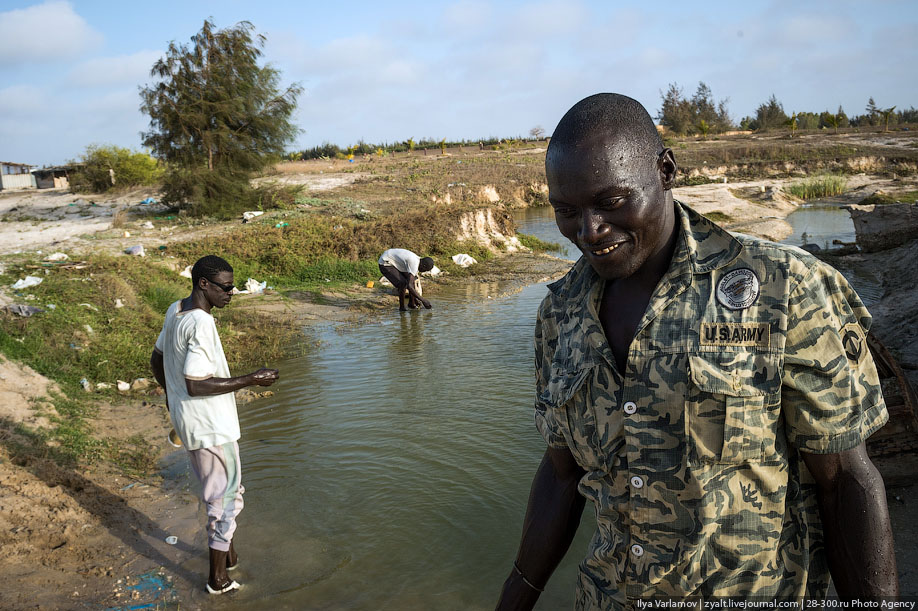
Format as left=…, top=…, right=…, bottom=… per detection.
left=534, top=201, right=888, bottom=608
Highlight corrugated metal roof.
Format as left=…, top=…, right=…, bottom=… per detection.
left=0, top=161, right=34, bottom=167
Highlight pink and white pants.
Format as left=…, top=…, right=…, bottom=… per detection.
left=186, top=441, right=245, bottom=552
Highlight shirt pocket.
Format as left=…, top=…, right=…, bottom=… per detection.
left=544, top=366, right=603, bottom=467
left=686, top=352, right=780, bottom=464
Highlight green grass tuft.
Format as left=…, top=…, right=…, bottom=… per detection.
left=784, top=175, right=848, bottom=200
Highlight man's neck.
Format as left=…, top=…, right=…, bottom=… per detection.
left=183, top=290, right=212, bottom=314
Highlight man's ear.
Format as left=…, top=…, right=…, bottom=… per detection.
left=658, top=148, right=677, bottom=190
left=195, top=277, right=207, bottom=291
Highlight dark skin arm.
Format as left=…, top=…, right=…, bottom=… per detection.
left=185, top=368, right=278, bottom=397
left=151, top=349, right=168, bottom=408
left=801, top=443, right=898, bottom=598
left=403, top=273, right=431, bottom=310
left=496, top=446, right=587, bottom=611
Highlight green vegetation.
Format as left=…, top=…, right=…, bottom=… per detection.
left=858, top=190, right=918, bottom=205
left=70, top=145, right=162, bottom=193
left=516, top=233, right=561, bottom=252
left=658, top=82, right=732, bottom=136
left=140, top=19, right=302, bottom=217
left=0, top=253, right=301, bottom=463
left=784, top=175, right=848, bottom=200
left=702, top=211, right=732, bottom=224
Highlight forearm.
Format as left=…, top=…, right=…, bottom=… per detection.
left=496, top=449, right=586, bottom=610
left=186, top=374, right=254, bottom=397
left=150, top=350, right=168, bottom=405
left=405, top=275, right=426, bottom=301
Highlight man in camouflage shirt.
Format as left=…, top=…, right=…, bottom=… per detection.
left=496, top=94, right=898, bottom=609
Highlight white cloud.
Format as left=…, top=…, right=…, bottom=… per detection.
left=516, top=0, right=586, bottom=36
left=0, top=1, right=102, bottom=62
left=67, top=50, right=162, bottom=88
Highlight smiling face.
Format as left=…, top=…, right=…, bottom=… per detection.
left=546, top=131, right=677, bottom=283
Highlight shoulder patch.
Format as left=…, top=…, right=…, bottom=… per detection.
left=716, top=268, right=760, bottom=310
left=841, top=323, right=866, bottom=363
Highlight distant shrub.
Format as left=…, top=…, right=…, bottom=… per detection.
left=785, top=175, right=848, bottom=200
left=70, top=144, right=162, bottom=193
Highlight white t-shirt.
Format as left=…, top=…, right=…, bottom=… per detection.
left=155, top=300, right=240, bottom=450
left=378, top=248, right=420, bottom=276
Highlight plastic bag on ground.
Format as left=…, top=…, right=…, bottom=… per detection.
left=451, top=254, right=478, bottom=267
left=3, top=304, right=44, bottom=317
left=242, top=211, right=264, bottom=222
left=12, top=276, right=43, bottom=289
left=44, top=252, right=69, bottom=262
left=240, top=278, right=266, bottom=294
left=421, top=265, right=442, bottom=277
left=180, top=265, right=192, bottom=278
left=124, top=245, right=145, bottom=256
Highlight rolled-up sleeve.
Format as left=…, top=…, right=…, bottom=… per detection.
left=534, top=300, right=569, bottom=449
left=781, top=261, right=888, bottom=454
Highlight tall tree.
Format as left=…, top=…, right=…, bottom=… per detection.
left=140, top=19, right=302, bottom=214
left=754, top=94, right=788, bottom=131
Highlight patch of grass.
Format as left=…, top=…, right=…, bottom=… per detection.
left=702, top=211, right=732, bottom=224
left=784, top=175, right=848, bottom=200
left=0, top=252, right=301, bottom=463
left=516, top=232, right=561, bottom=252
left=858, top=190, right=918, bottom=205
left=678, top=174, right=719, bottom=186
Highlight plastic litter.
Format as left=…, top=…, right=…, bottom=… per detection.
left=275, top=222, right=289, bottom=228
left=180, top=265, right=192, bottom=278
left=3, top=304, right=44, bottom=317
left=96, top=382, right=112, bottom=390
left=124, top=245, right=145, bottom=256
left=451, top=253, right=478, bottom=267
left=421, top=265, right=442, bottom=277
left=123, top=231, right=130, bottom=237
left=115, top=298, right=124, bottom=308
left=366, top=281, right=374, bottom=288
left=242, top=211, right=264, bottom=222
left=131, top=378, right=151, bottom=390
left=78, top=303, right=99, bottom=311
left=142, top=221, right=154, bottom=229
left=44, top=252, right=69, bottom=262
left=11, top=276, right=43, bottom=289
left=240, top=278, right=266, bottom=294
left=83, top=324, right=94, bottom=335
left=46, top=304, right=56, bottom=310
left=80, top=378, right=91, bottom=392
left=117, top=380, right=130, bottom=392
left=167, top=429, right=182, bottom=448
left=140, top=197, right=157, bottom=205
left=378, top=276, right=393, bottom=287
left=165, top=536, right=178, bottom=545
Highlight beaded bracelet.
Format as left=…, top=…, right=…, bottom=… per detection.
left=513, top=561, right=545, bottom=593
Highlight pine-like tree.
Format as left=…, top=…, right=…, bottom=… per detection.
left=140, top=19, right=302, bottom=215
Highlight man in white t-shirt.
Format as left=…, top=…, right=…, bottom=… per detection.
left=378, top=248, right=434, bottom=311
left=150, top=255, right=278, bottom=595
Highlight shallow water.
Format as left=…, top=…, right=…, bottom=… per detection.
left=187, top=204, right=883, bottom=608
left=226, top=278, right=592, bottom=609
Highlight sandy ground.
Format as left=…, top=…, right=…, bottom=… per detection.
left=1, top=172, right=917, bottom=606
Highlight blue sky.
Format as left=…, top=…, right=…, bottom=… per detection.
left=2, top=0, right=916, bottom=166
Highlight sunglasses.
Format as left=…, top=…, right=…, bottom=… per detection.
left=206, top=278, right=236, bottom=293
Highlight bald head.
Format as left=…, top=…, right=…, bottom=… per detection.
left=547, top=93, right=663, bottom=166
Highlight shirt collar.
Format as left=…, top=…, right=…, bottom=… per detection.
left=547, top=200, right=743, bottom=301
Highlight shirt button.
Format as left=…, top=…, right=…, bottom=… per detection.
left=631, top=544, right=644, bottom=557
left=623, top=401, right=637, bottom=415
left=630, top=476, right=644, bottom=489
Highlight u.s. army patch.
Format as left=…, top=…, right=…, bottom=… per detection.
left=716, top=268, right=760, bottom=310
left=841, top=322, right=866, bottom=363
left=701, top=322, right=770, bottom=348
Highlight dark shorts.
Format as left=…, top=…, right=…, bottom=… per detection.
left=378, top=263, right=409, bottom=290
